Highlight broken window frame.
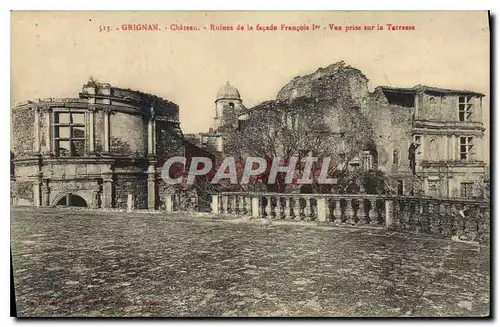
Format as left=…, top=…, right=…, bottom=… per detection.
left=458, top=96, right=474, bottom=122
left=53, top=109, right=86, bottom=157
left=459, top=136, right=474, bottom=161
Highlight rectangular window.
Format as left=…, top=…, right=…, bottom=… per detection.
left=460, top=182, right=474, bottom=198
left=397, top=180, right=404, bottom=195
left=53, top=110, right=86, bottom=157
left=458, top=96, right=474, bottom=122
left=459, top=136, right=474, bottom=160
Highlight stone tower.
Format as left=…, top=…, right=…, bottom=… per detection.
left=214, top=82, right=243, bottom=130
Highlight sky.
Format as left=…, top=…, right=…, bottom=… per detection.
left=11, top=11, right=489, bottom=141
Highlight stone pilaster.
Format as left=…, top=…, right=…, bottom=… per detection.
left=43, top=107, right=52, bottom=155
left=104, top=109, right=111, bottom=153
left=42, top=180, right=50, bottom=207
left=33, top=180, right=42, bottom=207
left=147, top=119, right=155, bottom=156
left=87, top=106, right=96, bottom=154
left=102, top=169, right=114, bottom=208
left=34, top=106, right=41, bottom=153
left=147, top=165, right=156, bottom=210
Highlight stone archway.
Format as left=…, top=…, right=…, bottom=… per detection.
left=54, top=193, right=88, bottom=207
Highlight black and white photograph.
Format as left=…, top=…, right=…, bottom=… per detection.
left=9, top=10, right=491, bottom=318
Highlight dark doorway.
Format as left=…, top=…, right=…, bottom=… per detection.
left=56, top=193, right=88, bottom=207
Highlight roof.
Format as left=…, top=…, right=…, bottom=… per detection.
left=377, top=85, right=485, bottom=97
left=216, top=82, right=241, bottom=101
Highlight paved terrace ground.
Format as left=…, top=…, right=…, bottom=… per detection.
left=11, top=207, right=490, bottom=317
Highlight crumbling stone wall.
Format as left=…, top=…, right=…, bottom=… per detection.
left=12, top=105, right=35, bottom=158
left=114, top=174, right=148, bottom=209
left=276, top=61, right=369, bottom=105
left=109, top=113, right=147, bottom=156
left=13, top=181, right=34, bottom=204
left=155, top=121, right=183, bottom=156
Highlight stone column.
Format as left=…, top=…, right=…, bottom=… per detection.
left=34, top=107, right=40, bottom=153
left=449, top=135, right=456, bottom=161
left=102, top=171, right=113, bottom=208
left=42, top=180, right=50, bottom=207
left=211, top=195, right=219, bottom=214
left=91, top=190, right=99, bottom=209
left=475, top=97, right=482, bottom=122
left=317, top=198, right=327, bottom=222
left=165, top=194, right=173, bottom=212
left=44, top=108, right=52, bottom=154
left=251, top=197, right=260, bottom=218
left=152, top=120, right=156, bottom=156
left=148, top=119, right=154, bottom=156
left=443, top=135, right=449, bottom=161
left=414, top=93, right=419, bottom=118
left=33, top=180, right=42, bottom=207
left=104, top=109, right=110, bottom=152
left=127, top=193, right=135, bottom=212
left=147, top=165, right=156, bottom=210
left=87, top=107, right=95, bottom=154
left=476, top=135, right=483, bottom=162
left=385, top=199, right=394, bottom=228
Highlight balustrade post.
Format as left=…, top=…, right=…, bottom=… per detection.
left=345, top=199, right=354, bottom=225
left=211, top=194, right=219, bottom=214
left=165, top=194, right=173, bottom=213
left=274, top=197, right=282, bottom=219
left=284, top=197, right=291, bottom=219
left=222, top=195, right=229, bottom=214
left=265, top=196, right=273, bottom=218
left=231, top=195, right=237, bottom=214
left=333, top=199, right=342, bottom=225
left=304, top=197, right=312, bottom=221
left=295, top=197, right=303, bottom=220
left=245, top=196, right=251, bottom=216
left=252, top=196, right=260, bottom=218
left=317, top=198, right=327, bottom=222
left=238, top=195, right=245, bottom=215
left=369, top=199, right=378, bottom=225
left=359, top=199, right=369, bottom=225
left=385, top=199, right=393, bottom=229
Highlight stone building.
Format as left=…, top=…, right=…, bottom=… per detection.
left=374, top=85, right=487, bottom=198
left=189, top=82, right=248, bottom=154
left=215, top=61, right=488, bottom=198
left=11, top=79, right=182, bottom=209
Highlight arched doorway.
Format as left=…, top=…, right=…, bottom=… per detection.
left=56, top=193, right=88, bottom=207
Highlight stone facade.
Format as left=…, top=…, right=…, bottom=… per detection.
left=215, top=61, right=487, bottom=199
left=11, top=79, right=182, bottom=209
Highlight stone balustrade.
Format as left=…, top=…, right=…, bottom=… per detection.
left=392, top=196, right=490, bottom=244
left=210, top=192, right=391, bottom=228
left=164, top=192, right=489, bottom=244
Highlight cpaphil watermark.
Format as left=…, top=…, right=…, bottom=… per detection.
left=160, top=156, right=338, bottom=185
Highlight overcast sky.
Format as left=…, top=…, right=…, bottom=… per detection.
left=12, top=11, right=489, bottom=138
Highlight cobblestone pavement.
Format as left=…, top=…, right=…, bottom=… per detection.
left=11, top=207, right=490, bottom=317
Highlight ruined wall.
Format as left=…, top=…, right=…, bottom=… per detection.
left=114, top=174, right=148, bottom=209
left=417, top=94, right=482, bottom=122
left=11, top=105, right=35, bottom=158
left=276, top=61, right=369, bottom=106
left=109, top=113, right=147, bottom=156
left=155, top=121, right=183, bottom=156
